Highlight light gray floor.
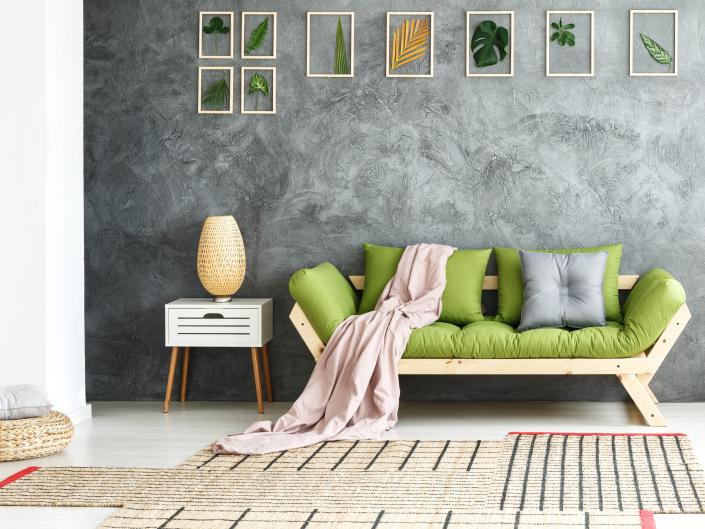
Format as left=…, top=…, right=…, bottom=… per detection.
left=1, top=401, right=704, bottom=528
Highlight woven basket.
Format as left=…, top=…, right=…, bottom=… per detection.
left=0, top=411, right=74, bottom=462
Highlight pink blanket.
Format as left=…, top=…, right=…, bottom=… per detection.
left=213, top=243, right=456, bottom=455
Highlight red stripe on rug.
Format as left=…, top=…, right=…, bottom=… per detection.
left=640, top=510, right=656, bottom=529
left=507, top=431, right=685, bottom=437
left=0, top=466, right=41, bottom=488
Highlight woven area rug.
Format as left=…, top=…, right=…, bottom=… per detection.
left=1, top=432, right=704, bottom=528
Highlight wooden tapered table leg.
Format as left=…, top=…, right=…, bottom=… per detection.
left=180, top=346, right=191, bottom=402
left=250, top=346, right=264, bottom=414
left=163, top=346, right=180, bottom=413
left=261, top=343, right=273, bottom=403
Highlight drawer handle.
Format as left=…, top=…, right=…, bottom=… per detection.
left=203, top=313, right=225, bottom=319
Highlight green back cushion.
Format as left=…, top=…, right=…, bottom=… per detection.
left=358, top=243, right=491, bottom=325
left=494, top=244, right=623, bottom=326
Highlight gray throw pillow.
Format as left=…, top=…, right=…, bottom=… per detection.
left=518, top=250, right=608, bottom=331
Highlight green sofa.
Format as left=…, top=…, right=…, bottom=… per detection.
left=288, top=254, right=690, bottom=427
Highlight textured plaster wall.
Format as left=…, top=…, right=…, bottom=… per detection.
left=85, top=0, right=705, bottom=402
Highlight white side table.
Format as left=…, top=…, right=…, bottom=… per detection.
left=163, top=298, right=273, bottom=414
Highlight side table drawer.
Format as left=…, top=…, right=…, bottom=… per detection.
left=167, top=308, right=260, bottom=346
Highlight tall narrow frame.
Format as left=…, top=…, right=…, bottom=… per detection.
left=466, top=11, right=515, bottom=78
left=545, top=10, right=594, bottom=77
left=629, top=9, right=678, bottom=77
left=306, top=12, right=355, bottom=78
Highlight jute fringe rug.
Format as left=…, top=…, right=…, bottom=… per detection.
left=1, top=432, right=703, bottom=528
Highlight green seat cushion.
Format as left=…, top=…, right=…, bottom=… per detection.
left=404, top=318, right=650, bottom=360
left=494, top=244, right=623, bottom=326
left=358, top=243, right=492, bottom=326
left=403, top=267, right=684, bottom=359
left=404, top=320, right=630, bottom=359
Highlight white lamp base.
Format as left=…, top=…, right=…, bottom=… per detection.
left=214, top=296, right=232, bottom=303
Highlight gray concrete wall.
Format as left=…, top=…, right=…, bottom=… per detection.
left=85, top=0, right=705, bottom=402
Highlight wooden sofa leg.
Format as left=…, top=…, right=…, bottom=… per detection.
left=618, top=374, right=667, bottom=426
left=637, top=374, right=659, bottom=403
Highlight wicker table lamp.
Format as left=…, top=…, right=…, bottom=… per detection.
left=196, top=215, right=246, bottom=302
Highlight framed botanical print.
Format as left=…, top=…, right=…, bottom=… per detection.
left=199, top=11, right=234, bottom=59
left=306, top=12, right=354, bottom=77
left=546, top=10, right=594, bottom=77
left=241, top=12, right=276, bottom=60
left=466, top=11, right=514, bottom=77
left=241, top=67, right=276, bottom=115
left=630, top=10, right=678, bottom=77
left=198, top=66, right=234, bottom=114
left=386, top=12, right=434, bottom=78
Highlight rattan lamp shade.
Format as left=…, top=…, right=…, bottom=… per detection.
left=196, top=216, right=246, bottom=302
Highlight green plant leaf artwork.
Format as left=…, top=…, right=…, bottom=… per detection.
left=203, top=16, right=230, bottom=35
left=334, top=17, right=350, bottom=75
left=640, top=33, right=673, bottom=72
left=471, top=20, right=509, bottom=68
left=203, top=16, right=230, bottom=56
left=245, top=17, right=269, bottom=55
left=550, top=18, right=576, bottom=47
left=201, top=78, right=230, bottom=111
left=248, top=73, right=269, bottom=111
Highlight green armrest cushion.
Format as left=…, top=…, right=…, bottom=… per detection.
left=358, top=243, right=492, bottom=326
left=495, top=244, right=623, bottom=326
left=288, top=262, right=358, bottom=343
left=621, top=268, right=686, bottom=349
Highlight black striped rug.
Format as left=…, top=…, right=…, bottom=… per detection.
left=0, top=433, right=702, bottom=528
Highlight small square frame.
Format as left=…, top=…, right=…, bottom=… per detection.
left=306, top=12, right=355, bottom=78
left=241, top=67, right=277, bottom=115
left=197, top=66, right=234, bottom=115
left=629, top=9, right=678, bottom=77
left=545, top=10, right=594, bottom=77
left=241, top=12, right=277, bottom=60
left=386, top=11, right=434, bottom=78
left=466, top=11, right=515, bottom=77
left=199, top=11, right=235, bottom=59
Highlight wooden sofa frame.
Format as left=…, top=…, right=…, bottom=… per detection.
left=290, top=274, right=691, bottom=427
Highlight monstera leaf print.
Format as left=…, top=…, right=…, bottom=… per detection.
left=471, top=20, right=509, bottom=68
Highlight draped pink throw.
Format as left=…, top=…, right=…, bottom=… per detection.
left=214, top=243, right=456, bottom=455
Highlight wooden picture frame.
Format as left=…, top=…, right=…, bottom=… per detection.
left=306, top=12, right=355, bottom=78
left=545, top=10, right=594, bottom=77
left=199, top=11, right=235, bottom=59
left=241, top=12, right=277, bottom=60
left=386, top=12, right=434, bottom=78
left=241, top=67, right=276, bottom=115
left=466, top=11, right=514, bottom=78
left=197, top=66, right=234, bottom=115
left=629, top=10, right=678, bottom=77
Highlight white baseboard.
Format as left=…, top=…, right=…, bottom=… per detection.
left=66, top=403, right=92, bottom=425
